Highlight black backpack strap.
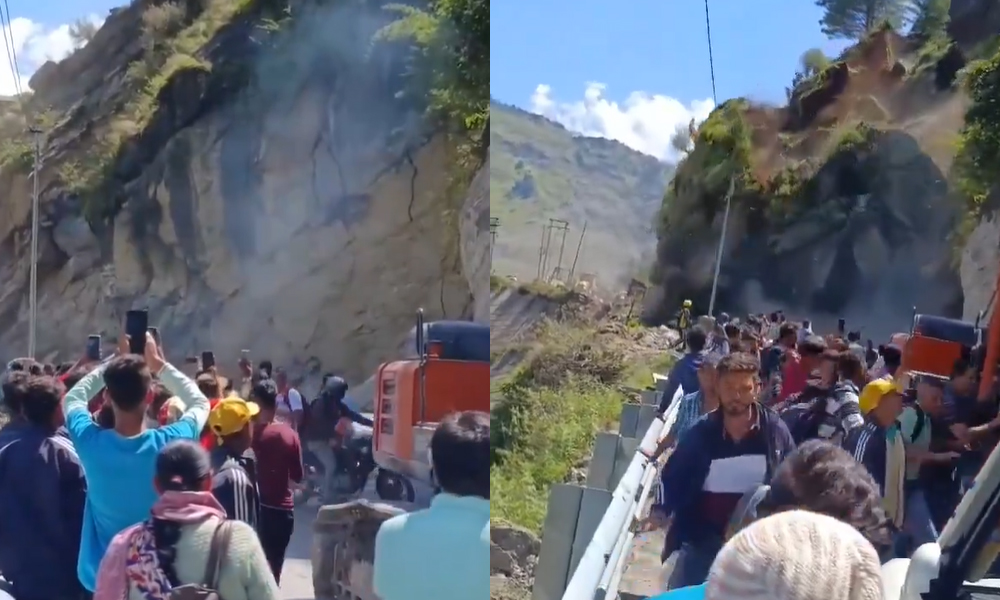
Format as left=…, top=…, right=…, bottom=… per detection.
left=762, top=406, right=783, bottom=483
left=910, top=404, right=926, bottom=443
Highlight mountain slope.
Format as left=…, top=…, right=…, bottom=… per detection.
left=490, top=101, right=672, bottom=287
left=0, top=0, right=487, bottom=384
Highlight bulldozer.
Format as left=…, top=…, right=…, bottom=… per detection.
left=371, top=309, right=489, bottom=500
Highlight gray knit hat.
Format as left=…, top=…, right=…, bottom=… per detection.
left=705, top=510, right=884, bottom=600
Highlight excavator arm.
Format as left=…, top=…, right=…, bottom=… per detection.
left=978, top=272, right=1000, bottom=400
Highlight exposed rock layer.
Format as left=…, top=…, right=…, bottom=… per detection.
left=648, top=31, right=970, bottom=337
left=651, top=131, right=963, bottom=338
left=0, top=0, right=485, bottom=386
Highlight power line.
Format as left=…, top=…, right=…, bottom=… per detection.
left=0, top=0, right=23, bottom=96
left=703, top=0, right=718, bottom=105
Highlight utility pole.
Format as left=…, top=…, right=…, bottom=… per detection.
left=536, top=224, right=549, bottom=280
left=707, top=176, right=736, bottom=318
left=27, top=126, right=42, bottom=358
left=489, top=217, right=499, bottom=265
left=567, top=220, right=587, bottom=283
left=547, top=219, right=570, bottom=282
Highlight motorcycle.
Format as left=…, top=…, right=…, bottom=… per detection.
left=295, top=424, right=413, bottom=505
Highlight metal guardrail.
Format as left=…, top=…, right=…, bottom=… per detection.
left=560, top=381, right=685, bottom=600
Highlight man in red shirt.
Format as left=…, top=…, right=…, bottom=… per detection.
left=195, top=372, right=225, bottom=450
left=777, top=334, right=828, bottom=403
left=251, top=377, right=304, bottom=584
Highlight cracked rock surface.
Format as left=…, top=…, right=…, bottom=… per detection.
left=0, top=0, right=482, bottom=386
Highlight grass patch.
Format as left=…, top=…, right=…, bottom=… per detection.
left=912, top=35, right=953, bottom=76
left=490, top=322, right=628, bottom=531
left=831, top=121, right=878, bottom=154
left=491, top=273, right=513, bottom=292
left=491, top=381, right=623, bottom=531
left=515, top=279, right=574, bottom=301
left=624, top=352, right=677, bottom=389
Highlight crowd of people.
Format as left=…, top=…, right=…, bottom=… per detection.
left=645, top=310, right=1000, bottom=599
left=0, top=329, right=490, bottom=600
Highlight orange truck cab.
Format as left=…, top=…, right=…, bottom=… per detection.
left=372, top=310, right=489, bottom=500
left=901, top=314, right=981, bottom=380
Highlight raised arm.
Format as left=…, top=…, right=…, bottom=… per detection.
left=62, top=363, right=105, bottom=440
left=158, top=363, right=210, bottom=436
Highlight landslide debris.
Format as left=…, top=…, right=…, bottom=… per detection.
left=648, top=27, right=969, bottom=337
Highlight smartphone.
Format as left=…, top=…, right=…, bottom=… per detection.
left=837, top=318, right=846, bottom=335
left=125, top=309, right=148, bottom=355
left=147, top=327, right=161, bottom=346
left=241, top=349, right=250, bottom=360
left=201, top=350, right=216, bottom=370
left=86, top=335, right=102, bottom=361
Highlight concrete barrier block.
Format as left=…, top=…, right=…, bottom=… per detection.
left=586, top=432, right=620, bottom=490
left=611, top=437, right=640, bottom=490
left=619, top=404, right=641, bottom=438
left=533, top=484, right=585, bottom=600
left=568, top=487, right=614, bottom=577
left=636, top=405, right=657, bottom=437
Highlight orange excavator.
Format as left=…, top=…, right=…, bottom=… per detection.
left=371, top=310, right=489, bottom=500
left=900, top=312, right=983, bottom=380
left=980, top=281, right=1000, bottom=399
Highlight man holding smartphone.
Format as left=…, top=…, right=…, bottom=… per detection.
left=59, top=329, right=210, bottom=594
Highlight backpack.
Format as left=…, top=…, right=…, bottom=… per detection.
left=280, top=388, right=311, bottom=431
left=779, top=395, right=827, bottom=444
left=168, top=520, right=233, bottom=599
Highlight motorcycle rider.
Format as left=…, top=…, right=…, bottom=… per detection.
left=302, top=376, right=374, bottom=502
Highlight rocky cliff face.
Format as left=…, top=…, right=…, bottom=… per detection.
left=462, top=149, right=490, bottom=324
left=648, top=30, right=970, bottom=337
left=0, top=0, right=485, bottom=385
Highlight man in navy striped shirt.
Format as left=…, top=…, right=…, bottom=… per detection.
left=642, top=352, right=795, bottom=589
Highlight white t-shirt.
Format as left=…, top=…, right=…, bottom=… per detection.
left=276, top=388, right=303, bottom=421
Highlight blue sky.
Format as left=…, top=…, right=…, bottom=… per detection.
left=0, top=0, right=117, bottom=95
left=492, top=0, right=853, bottom=159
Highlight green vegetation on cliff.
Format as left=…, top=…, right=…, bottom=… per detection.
left=2, top=0, right=489, bottom=225
left=380, top=0, right=488, bottom=137
left=660, top=92, right=882, bottom=237
left=61, top=0, right=287, bottom=221
left=955, top=48, right=1000, bottom=231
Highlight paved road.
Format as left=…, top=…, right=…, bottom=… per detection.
left=277, top=475, right=436, bottom=600
left=280, top=504, right=320, bottom=600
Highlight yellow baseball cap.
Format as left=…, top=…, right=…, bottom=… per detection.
left=858, top=377, right=905, bottom=414
left=208, top=396, right=260, bottom=438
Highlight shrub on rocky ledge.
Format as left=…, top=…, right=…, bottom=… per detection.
left=954, top=45, right=1000, bottom=242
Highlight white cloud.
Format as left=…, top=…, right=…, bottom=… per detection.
left=0, top=14, right=106, bottom=96
left=529, top=82, right=716, bottom=162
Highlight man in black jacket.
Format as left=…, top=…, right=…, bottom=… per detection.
left=0, top=375, right=87, bottom=600
left=302, top=376, right=373, bottom=502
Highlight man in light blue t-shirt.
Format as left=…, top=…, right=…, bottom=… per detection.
left=62, top=332, right=209, bottom=591
left=649, top=584, right=707, bottom=600
left=373, top=411, right=488, bottom=600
